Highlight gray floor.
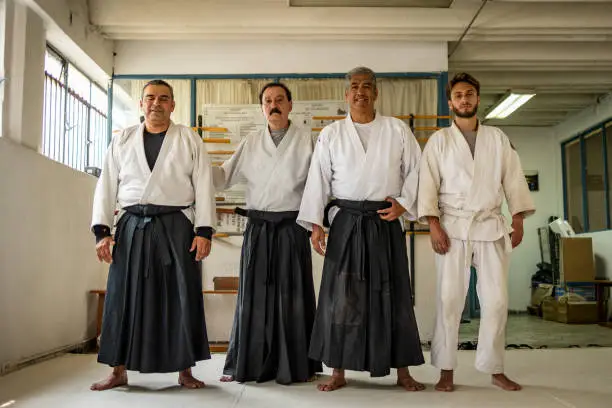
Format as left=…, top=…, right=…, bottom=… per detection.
left=1, top=350, right=611, bottom=408
left=459, top=315, right=612, bottom=348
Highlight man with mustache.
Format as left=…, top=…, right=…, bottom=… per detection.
left=418, top=72, right=535, bottom=392
left=214, top=82, right=321, bottom=384
left=298, top=66, right=425, bottom=392
left=90, top=79, right=216, bottom=390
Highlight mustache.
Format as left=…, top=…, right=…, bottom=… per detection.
left=270, top=108, right=282, bottom=115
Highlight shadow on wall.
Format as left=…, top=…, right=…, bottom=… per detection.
left=594, top=254, right=608, bottom=280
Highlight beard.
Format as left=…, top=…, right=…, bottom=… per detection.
left=454, top=103, right=478, bottom=119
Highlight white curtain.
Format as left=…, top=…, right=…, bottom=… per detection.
left=196, top=79, right=274, bottom=109
left=117, top=77, right=438, bottom=145
left=376, top=78, right=437, bottom=118
left=195, top=76, right=438, bottom=147
left=376, top=78, right=438, bottom=146
left=196, top=77, right=436, bottom=111
left=282, top=78, right=346, bottom=101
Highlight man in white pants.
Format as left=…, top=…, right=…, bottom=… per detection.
left=418, top=72, right=535, bottom=392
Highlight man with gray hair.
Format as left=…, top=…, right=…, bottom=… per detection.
left=297, top=67, right=425, bottom=391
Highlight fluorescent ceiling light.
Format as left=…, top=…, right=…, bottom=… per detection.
left=485, top=92, right=535, bottom=120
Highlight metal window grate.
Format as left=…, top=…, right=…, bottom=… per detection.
left=41, top=72, right=107, bottom=171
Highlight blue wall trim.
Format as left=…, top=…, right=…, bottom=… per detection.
left=190, top=79, right=197, bottom=127
left=561, top=144, right=568, bottom=221
left=437, top=72, right=450, bottom=128
left=603, top=125, right=610, bottom=229
left=579, top=135, right=589, bottom=231
left=112, top=72, right=442, bottom=80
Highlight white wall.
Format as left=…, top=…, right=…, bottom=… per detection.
left=2, top=1, right=46, bottom=149
left=579, top=231, right=612, bottom=280
left=554, top=94, right=612, bottom=143
left=0, top=137, right=108, bottom=373
left=114, top=40, right=447, bottom=75
left=0, top=0, right=109, bottom=373
left=24, top=0, right=114, bottom=85
left=500, top=126, right=560, bottom=310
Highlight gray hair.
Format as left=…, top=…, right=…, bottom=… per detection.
left=345, top=66, right=377, bottom=90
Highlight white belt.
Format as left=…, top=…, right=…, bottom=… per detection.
left=440, top=207, right=512, bottom=268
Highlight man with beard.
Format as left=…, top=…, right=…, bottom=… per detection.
left=298, top=66, right=425, bottom=392
left=417, top=72, right=535, bottom=392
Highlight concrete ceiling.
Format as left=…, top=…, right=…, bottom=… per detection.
left=84, top=0, right=612, bottom=127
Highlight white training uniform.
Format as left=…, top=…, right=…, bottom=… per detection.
left=212, top=123, right=313, bottom=211
left=418, top=121, right=535, bottom=374
left=297, top=114, right=421, bottom=230
left=91, top=121, right=216, bottom=230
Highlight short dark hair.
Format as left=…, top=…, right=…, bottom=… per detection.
left=446, top=72, right=480, bottom=100
left=259, top=82, right=292, bottom=104
left=141, top=79, right=174, bottom=100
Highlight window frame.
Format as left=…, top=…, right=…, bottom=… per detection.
left=42, top=44, right=108, bottom=172
left=562, top=118, right=612, bottom=233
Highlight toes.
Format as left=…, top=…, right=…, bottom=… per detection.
left=317, top=381, right=341, bottom=392
left=399, top=379, right=425, bottom=392
left=435, top=384, right=454, bottom=392
left=180, top=377, right=205, bottom=389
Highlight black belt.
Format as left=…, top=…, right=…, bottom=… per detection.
left=323, top=199, right=391, bottom=228
left=234, top=207, right=299, bottom=224
left=124, top=204, right=189, bottom=217
left=324, top=199, right=393, bottom=290
left=234, top=208, right=299, bottom=285
left=123, top=204, right=189, bottom=278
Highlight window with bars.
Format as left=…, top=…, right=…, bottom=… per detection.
left=41, top=47, right=108, bottom=172
left=562, top=119, right=612, bottom=233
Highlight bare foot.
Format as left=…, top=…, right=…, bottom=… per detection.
left=435, top=369, right=454, bottom=392
left=317, top=369, right=346, bottom=392
left=306, top=374, right=319, bottom=383
left=219, top=375, right=235, bottom=382
left=179, top=369, right=206, bottom=389
left=90, top=369, right=128, bottom=391
left=397, top=367, right=425, bottom=391
left=492, top=374, right=522, bottom=391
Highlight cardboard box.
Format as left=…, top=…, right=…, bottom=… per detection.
left=557, top=301, right=598, bottom=324
left=213, top=276, right=239, bottom=291
left=541, top=297, right=598, bottom=324
left=542, top=298, right=558, bottom=322
left=559, top=237, right=595, bottom=282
